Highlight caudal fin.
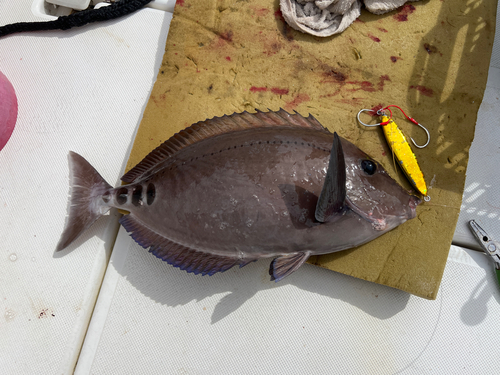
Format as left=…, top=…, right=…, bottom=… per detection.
left=56, top=152, right=113, bottom=251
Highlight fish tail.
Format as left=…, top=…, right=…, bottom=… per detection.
left=56, top=152, right=113, bottom=251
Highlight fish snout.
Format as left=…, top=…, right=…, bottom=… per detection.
left=407, top=195, right=422, bottom=218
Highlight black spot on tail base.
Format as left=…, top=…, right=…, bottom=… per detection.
left=116, top=187, right=128, bottom=205
left=147, top=183, right=156, bottom=205
left=132, top=185, right=143, bottom=206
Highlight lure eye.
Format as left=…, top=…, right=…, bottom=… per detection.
left=361, top=160, right=377, bottom=175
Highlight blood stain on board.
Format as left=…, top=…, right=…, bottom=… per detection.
left=354, top=81, right=375, bottom=92
left=323, top=68, right=346, bottom=83
left=378, top=75, right=390, bottom=89
left=225, top=56, right=231, bottom=61
left=370, top=104, right=384, bottom=115
left=271, top=87, right=289, bottom=95
left=151, top=91, right=169, bottom=107
left=346, top=75, right=390, bottom=92
left=251, top=6, right=270, bottom=17
left=250, top=86, right=268, bottom=93
left=320, top=65, right=390, bottom=94
left=410, top=85, right=434, bottom=97
left=368, top=33, right=381, bottom=42
left=284, top=94, right=310, bottom=111
left=176, top=0, right=185, bottom=6
left=263, top=42, right=282, bottom=56
left=394, top=4, right=416, bottom=22
left=274, top=9, right=285, bottom=22
left=211, top=31, right=235, bottom=50
left=378, top=28, right=388, bottom=33
left=219, top=30, right=233, bottom=42
left=390, top=56, right=402, bottom=62
left=250, top=86, right=289, bottom=95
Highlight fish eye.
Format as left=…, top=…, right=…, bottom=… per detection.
left=361, top=160, right=377, bottom=175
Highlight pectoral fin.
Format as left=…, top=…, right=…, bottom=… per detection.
left=269, top=251, right=311, bottom=282
left=315, top=132, right=346, bottom=222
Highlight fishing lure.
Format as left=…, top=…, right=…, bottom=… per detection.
left=357, top=105, right=430, bottom=201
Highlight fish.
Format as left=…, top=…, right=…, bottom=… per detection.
left=57, top=109, right=421, bottom=282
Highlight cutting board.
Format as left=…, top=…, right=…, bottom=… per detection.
left=125, top=0, right=496, bottom=298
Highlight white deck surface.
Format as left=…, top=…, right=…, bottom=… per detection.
left=0, top=2, right=172, bottom=373
left=0, top=1, right=499, bottom=374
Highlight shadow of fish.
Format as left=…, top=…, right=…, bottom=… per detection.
left=57, top=109, right=421, bottom=281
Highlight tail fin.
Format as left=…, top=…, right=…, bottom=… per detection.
left=56, top=151, right=113, bottom=251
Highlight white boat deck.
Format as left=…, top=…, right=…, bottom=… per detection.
left=1, top=1, right=499, bottom=373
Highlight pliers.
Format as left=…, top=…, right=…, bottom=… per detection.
left=469, top=220, right=500, bottom=286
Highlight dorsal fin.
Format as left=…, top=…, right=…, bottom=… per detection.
left=121, top=109, right=329, bottom=183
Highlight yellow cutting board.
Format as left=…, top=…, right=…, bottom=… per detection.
left=126, top=0, right=497, bottom=299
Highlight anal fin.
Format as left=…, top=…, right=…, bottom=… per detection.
left=269, top=251, right=311, bottom=282
left=120, top=215, right=239, bottom=276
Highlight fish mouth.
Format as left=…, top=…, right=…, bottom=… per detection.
left=345, top=194, right=422, bottom=229
left=407, top=195, right=421, bottom=219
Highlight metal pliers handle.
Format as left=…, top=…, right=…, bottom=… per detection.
left=469, top=220, right=500, bottom=286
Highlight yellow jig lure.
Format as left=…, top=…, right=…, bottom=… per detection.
left=357, top=106, right=430, bottom=201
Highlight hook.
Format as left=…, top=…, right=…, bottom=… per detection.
left=356, top=109, right=385, bottom=127
left=358, top=107, right=431, bottom=149
left=410, top=122, right=430, bottom=149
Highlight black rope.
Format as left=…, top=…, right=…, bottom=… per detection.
left=0, top=0, right=153, bottom=38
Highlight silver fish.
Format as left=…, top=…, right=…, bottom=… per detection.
left=57, top=110, right=421, bottom=281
